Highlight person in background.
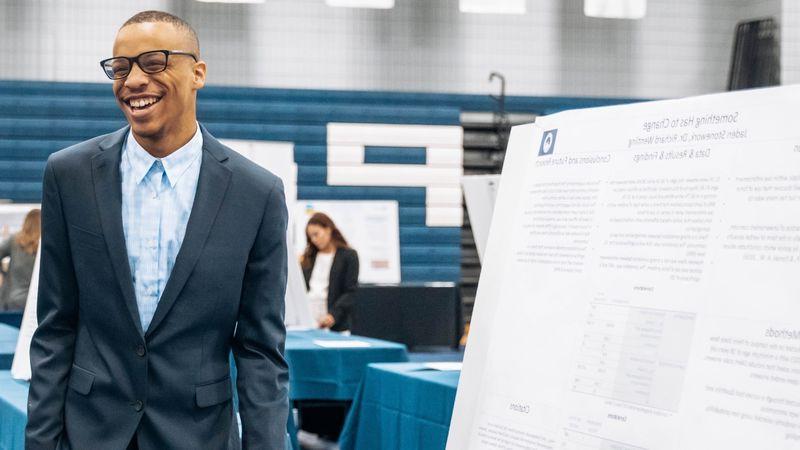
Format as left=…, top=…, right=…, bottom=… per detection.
left=301, top=212, right=359, bottom=331
left=0, top=208, right=40, bottom=311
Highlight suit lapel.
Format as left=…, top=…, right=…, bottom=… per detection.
left=92, top=127, right=143, bottom=336
left=145, top=129, right=232, bottom=337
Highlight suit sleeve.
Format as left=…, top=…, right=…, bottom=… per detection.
left=233, top=178, right=290, bottom=450
left=331, top=249, right=359, bottom=327
left=26, top=158, right=79, bottom=450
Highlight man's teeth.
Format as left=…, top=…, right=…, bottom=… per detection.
left=129, top=97, right=159, bottom=108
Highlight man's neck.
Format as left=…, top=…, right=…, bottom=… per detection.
left=133, top=122, right=198, bottom=158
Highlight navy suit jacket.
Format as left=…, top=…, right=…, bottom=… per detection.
left=25, top=126, right=289, bottom=450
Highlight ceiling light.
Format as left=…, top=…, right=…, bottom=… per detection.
left=459, top=0, right=526, bottom=15
left=584, top=0, right=646, bottom=19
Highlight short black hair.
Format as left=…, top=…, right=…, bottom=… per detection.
left=121, top=10, right=200, bottom=53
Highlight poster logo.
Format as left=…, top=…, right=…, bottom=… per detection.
left=538, top=129, right=558, bottom=156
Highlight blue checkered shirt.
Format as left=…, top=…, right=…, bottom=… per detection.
left=120, top=127, right=203, bottom=331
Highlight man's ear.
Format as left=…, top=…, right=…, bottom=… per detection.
left=192, top=60, right=207, bottom=90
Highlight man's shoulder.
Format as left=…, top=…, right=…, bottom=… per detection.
left=47, top=128, right=125, bottom=167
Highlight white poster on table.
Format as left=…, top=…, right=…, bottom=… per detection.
left=11, top=244, right=39, bottom=381
left=449, top=86, right=800, bottom=449
left=293, top=200, right=400, bottom=284
left=284, top=227, right=315, bottom=329
left=462, top=174, right=500, bottom=264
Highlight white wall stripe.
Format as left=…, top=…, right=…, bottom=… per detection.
left=327, top=123, right=465, bottom=227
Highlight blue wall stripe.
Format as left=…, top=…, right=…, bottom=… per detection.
left=364, top=146, right=426, bottom=165
left=0, top=118, right=126, bottom=139
left=398, top=207, right=425, bottom=225
left=401, top=246, right=461, bottom=264
left=400, top=227, right=461, bottom=245
left=293, top=145, right=327, bottom=164
left=0, top=161, right=46, bottom=180
left=298, top=186, right=426, bottom=206
left=297, top=166, right=327, bottom=185
left=0, top=140, right=74, bottom=159
left=402, top=266, right=461, bottom=282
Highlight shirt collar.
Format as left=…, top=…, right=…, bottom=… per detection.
left=124, top=124, right=203, bottom=188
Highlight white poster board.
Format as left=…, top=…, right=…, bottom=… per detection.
left=222, top=139, right=314, bottom=328
left=462, top=175, right=500, bottom=264
left=221, top=139, right=297, bottom=205
left=11, top=245, right=39, bottom=380
left=293, top=200, right=400, bottom=284
left=449, top=86, right=800, bottom=449
left=283, top=228, right=315, bottom=329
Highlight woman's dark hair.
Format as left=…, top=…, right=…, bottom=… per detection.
left=301, top=212, right=349, bottom=270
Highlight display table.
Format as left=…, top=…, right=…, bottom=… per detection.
left=0, top=323, right=18, bottom=370
left=0, top=312, right=22, bottom=328
left=284, top=329, right=409, bottom=400
left=339, top=362, right=460, bottom=450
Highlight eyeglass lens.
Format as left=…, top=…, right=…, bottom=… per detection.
left=104, top=51, right=168, bottom=79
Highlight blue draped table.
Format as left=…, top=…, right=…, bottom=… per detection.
left=339, top=362, right=460, bottom=450
left=0, top=323, right=18, bottom=370
left=284, top=329, right=409, bottom=401
left=0, top=371, right=27, bottom=450
left=0, top=312, right=22, bottom=329
left=0, top=329, right=408, bottom=449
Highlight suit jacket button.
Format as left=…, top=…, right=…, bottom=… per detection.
left=136, top=345, right=146, bottom=357
left=133, top=400, right=143, bottom=412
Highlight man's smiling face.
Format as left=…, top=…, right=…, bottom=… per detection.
left=112, top=21, right=205, bottom=149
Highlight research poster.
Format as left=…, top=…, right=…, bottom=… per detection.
left=448, top=86, right=800, bottom=449
left=293, top=200, right=401, bottom=284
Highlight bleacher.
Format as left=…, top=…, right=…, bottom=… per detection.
left=0, top=80, right=640, bottom=283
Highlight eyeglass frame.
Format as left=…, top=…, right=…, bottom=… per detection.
left=99, top=50, right=199, bottom=80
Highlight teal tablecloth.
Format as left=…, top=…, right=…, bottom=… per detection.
left=339, top=362, right=460, bottom=450
left=0, top=323, right=18, bottom=370
left=0, top=371, right=27, bottom=450
left=284, top=329, right=409, bottom=400
left=0, top=312, right=22, bottom=329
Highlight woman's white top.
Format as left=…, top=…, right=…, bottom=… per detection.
left=308, top=252, right=335, bottom=321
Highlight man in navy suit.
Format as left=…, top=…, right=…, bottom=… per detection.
left=25, top=10, right=289, bottom=449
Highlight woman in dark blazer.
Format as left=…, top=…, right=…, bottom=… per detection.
left=301, top=212, right=359, bottom=331
left=0, top=208, right=40, bottom=311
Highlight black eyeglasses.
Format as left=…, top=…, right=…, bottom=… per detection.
left=100, top=50, right=198, bottom=80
